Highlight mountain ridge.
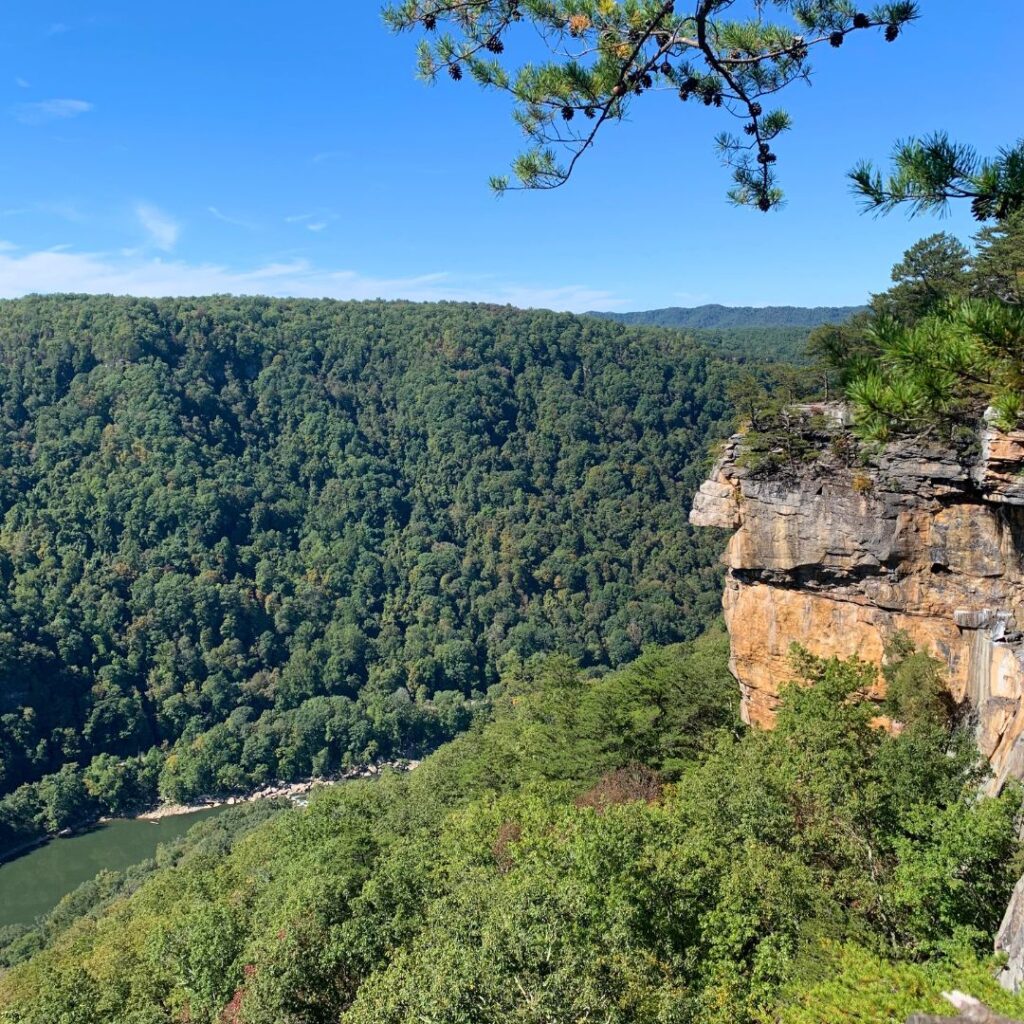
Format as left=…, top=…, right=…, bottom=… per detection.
left=587, top=303, right=865, bottom=329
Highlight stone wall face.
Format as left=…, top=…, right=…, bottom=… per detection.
left=690, top=419, right=1024, bottom=790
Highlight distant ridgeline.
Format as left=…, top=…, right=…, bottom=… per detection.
left=588, top=304, right=866, bottom=362
left=0, top=295, right=740, bottom=853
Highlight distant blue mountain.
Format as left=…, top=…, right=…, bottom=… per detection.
left=586, top=303, right=865, bottom=330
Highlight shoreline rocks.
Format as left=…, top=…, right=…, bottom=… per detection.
left=135, top=758, right=421, bottom=821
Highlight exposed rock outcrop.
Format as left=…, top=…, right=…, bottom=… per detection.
left=997, top=876, right=1024, bottom=993
left=908, top=992, right=1024, bottom=1023
left=689, top=408, right=1024, bottom=791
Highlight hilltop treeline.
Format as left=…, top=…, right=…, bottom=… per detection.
left=588, top=303, right=864, bottom=330
left=0, top=296, right=735, bottom=851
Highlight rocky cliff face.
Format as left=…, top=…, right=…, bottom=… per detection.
left=690, top=409, right=1024, bottom=791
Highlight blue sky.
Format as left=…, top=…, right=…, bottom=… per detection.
left=0, top=1, right=1016, bottom=311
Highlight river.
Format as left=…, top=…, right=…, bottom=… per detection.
left=0, top=806, right=230, bottom=929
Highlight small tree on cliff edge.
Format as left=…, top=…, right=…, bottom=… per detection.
left=384, top=1, right=918, bottom=210
left=837, top=142, right=1024, bottom=438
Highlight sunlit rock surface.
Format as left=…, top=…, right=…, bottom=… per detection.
left=690, top=409, right=1024, bottom=791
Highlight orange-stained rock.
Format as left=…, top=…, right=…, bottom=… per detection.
left=691, top=408, right=1024, bottom=791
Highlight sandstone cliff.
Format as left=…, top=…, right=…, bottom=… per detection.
left=690, top=408, right=1024, bottom=791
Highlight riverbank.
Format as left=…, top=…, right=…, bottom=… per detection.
left=0, top=805, right=234, bottom=929
left=135, top=758, right=421, bottom=820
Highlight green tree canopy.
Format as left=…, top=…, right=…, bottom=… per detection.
left=384, top=0, right=919, bottom=209
left=972, top=209, right=1024, bottom=305
left=0, top=295, right=746, bottom=852
left=810, top=206, right=1024, bottom=440
left=874, top=231, right=971, bottom=323
left=2, top=640, right=1020, bottom=1024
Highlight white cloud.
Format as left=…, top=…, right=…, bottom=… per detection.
left=0, top=245, right=622, bottom=312
left=286, top=212, right=335, bottom=232
left=208, top=206, right=257, bottom=230
left=15, top=78, right=30, bottom=89
left=47, top=22, right=70, bottom=35
left=135, top=203, right=180, bottom=251
left=14, top=98, right=93, bottom=124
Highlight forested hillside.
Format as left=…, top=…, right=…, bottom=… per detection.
left=3, top=635, right=1021, bottom=1023
left=688, top=326, right=817, bottom=363
left=0, top=295, right=736, bottom=852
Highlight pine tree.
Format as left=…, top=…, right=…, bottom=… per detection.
left=383, top=1, right=920, bottom=209
left=851, top=133, right=1024, bottom=222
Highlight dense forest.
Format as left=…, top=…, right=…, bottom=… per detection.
left=0, top=296, right=739, bottom=853
left=2, top=634, right=1021, bottom=1023
left=3, top=0, right=1022, bottom=1020
left=685, top=325, right=818, bottom=364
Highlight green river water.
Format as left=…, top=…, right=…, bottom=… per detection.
left=0, top=806, right=230, bottom=929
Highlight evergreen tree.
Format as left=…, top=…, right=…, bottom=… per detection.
left=851, top=133, right=1024, bottom=222
left=872, top=232, right=970, bottom=324
left=384, top=0, right=919, bottom=209
left=972, top=210, right=1024, bottom=305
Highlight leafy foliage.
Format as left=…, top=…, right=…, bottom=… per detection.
left=872, top=232, right=971, bottom=324
left=839, top=299, right=1024, bottom=438
left=778, top=942, right=1024, bottom=1024
left=973, top=209, right=1024, bottom=306
left=843, top=300, right=1024, bottom=440
left=0, top=639, right=1017, bottom=1024
left=725, top=365, right=833, bottom=474
left=0, top=295, right=739, bottom=853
